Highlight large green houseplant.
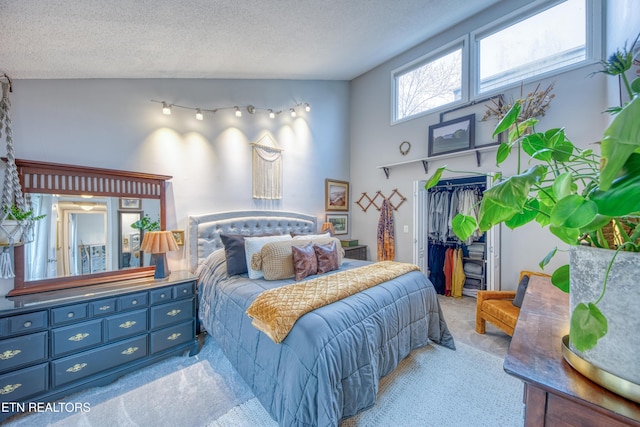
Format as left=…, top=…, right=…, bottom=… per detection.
left=426, top=43, right=640, bottom=355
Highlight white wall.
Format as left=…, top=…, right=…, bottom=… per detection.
left=0, top=79, right=350, bottom=295
left=349, top=0, right=610, bottom=289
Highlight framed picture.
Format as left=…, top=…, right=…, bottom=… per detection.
left=326, top=214, right=348, bottom=235
left=325, top=179, right=349, bottom=212
left=428, top=114, right=476, bottom=157
left=171, top=230, right=185, bottom=246
left=119, top=197, right=141, bottom=209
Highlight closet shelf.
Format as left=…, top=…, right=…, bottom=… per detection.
left=377, top=145, right=498, bottom=179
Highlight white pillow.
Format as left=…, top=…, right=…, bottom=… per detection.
left=244, top=234, right=293, bottom=279
left=292, top=232, right=331, bottom=240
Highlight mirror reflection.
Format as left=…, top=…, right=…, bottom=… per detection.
left=25, top=194, right=160, bottom=281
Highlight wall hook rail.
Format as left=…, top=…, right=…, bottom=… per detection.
left=356, top=189, right=406, bottom=212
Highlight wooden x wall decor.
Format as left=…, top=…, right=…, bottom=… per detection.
left=356, top=189, right=407, bottom=212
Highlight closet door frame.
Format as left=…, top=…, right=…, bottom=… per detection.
left=413, top=175, right=501, bottom=291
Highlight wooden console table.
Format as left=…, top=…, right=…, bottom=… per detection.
left=504, top=276, right=640, bottom=426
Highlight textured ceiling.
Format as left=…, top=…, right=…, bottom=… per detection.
left=0, top=0, right=500, bottom=80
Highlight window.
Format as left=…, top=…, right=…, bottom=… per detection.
left=391, top=0, right=598, bottom=124
left=477, top=0, right=586, bottom=93
left=394, top=44, right=463, bottom=122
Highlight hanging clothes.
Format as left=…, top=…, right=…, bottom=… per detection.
left=451, top=248, right=466, bottom=298
left=377, top=199, right=395, bottom=261
left=443, top=248, right=453, bottom=297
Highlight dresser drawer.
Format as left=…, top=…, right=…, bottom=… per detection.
left=173, top=282, right=195, bottom=299
left=52, top=319, right=103, bottom=357
left=150, top=287, right=172, bottom=305
left=150, top=298, right=194, bottom=330
left=52, top=335, right=148, bottom=387
left=90, top=298, right=117, bottom=316
left=150, top=320, right=194, bottom=354
left=2, top=311, right=47, bottom=337
left=52, top=304, right=88, bottom=325
left=117, top=292, right=148, bottom=311
left=104, top=309, right=147, bottom=342
left=0, top=331, right=47, bottom=373
left=0, top=363, right=48, bottom=401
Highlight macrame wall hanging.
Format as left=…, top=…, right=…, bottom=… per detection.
left=251, top=134, right=283, bottom=200
left=0, top=78, right=34, bottom=278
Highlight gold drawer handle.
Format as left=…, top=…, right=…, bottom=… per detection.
left=66, top=363, right=87, bottom=373
left=0, top=384, right=22, bottom=395
left=167, top=333, right=182, bottom=341
left=68, top=333, right=89, bottom=342
left=99, top=305, right=111, bottom=311
left=121, top=347, right=139, bottom=355
left=119, top=321, right=137, bottom=329
left=0, top=349, right=22, bottom=360
left=167, top=309, right=181, bottom=317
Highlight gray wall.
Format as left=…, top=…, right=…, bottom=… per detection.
left=1, top=79, right=350, bottom=295
left=349, top=0, right=611, bottom=289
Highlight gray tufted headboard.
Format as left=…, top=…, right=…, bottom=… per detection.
left=188, top=210, right=318, bottom=272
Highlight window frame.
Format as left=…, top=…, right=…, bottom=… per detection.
left=471, top=0, right=603, bottom=97
left=390, top=0, right=603, bottom=125
left=391, top=37, right=468, bottom=125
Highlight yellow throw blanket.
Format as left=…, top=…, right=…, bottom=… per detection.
left=246, top=261, right=420, bottom=343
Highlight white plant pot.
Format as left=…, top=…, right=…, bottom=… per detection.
left=569, top=245, right=640, bottom=386
left=0, top=220, right=24, bottom=245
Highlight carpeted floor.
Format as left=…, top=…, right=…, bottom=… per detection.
left=3, top=295, right=519, bottom=427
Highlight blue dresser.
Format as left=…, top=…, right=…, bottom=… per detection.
left=0, top=271, right=198, bottom=421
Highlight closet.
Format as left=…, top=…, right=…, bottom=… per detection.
left=416, top=175, right=500, bottom=296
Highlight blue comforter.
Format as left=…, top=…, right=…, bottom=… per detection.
left=196, top=250, right=455, bottom=426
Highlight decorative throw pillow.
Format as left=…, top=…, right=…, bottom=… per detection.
left=251, top=240, right=297, bottom=280
left=512, top=274, right=530, bottom=308
left=314, top=240, right=340, bottom=274
left=244, top=234, right=293, bottom=279
left=220, top=234, right=249, bottom=276
left=292, top=243, right=318, bottom=281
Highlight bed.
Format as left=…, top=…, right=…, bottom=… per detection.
left=189, top=210, right=455, bottom=426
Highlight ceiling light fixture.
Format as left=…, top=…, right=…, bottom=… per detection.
left=151, top=100, right=310, bottom=120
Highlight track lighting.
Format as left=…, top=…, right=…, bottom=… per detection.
left=151, top=100, right=310, bottom=120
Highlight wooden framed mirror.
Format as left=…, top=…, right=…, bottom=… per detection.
left=8, top=159, right=172, bottom=296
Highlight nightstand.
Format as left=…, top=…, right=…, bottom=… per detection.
left=343, top=245, right=367, bottom=261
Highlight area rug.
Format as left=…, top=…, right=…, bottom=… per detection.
left=4, top=336, right=522, bottom=427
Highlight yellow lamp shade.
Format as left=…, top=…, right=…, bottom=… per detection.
left=140, top=231, right=179, bottom=254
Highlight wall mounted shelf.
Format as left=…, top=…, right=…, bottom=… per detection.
left=377, top=145, right=499, bottom=179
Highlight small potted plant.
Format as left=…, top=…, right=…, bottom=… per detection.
left=425, top=40, right=640, bottom=393
left=0, top=204, right=47, bottom=244
left=131, top=214, right=161, bottom=232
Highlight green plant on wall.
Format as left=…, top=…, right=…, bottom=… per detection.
left=131, top=214, right=160, bottom=232
left=425, top=38, right=640, bottom=352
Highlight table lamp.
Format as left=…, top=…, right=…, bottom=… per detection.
left=140, top=231, right=179, bottom=279
left=320, top=222, right=335, bottom=236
